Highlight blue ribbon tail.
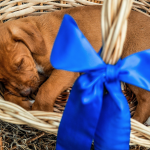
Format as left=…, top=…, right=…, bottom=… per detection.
left=50, top=14, right=105, bottom=72
left=56, top=73, right=104, bottom=150
left=94, top=80, right=130, bottom=150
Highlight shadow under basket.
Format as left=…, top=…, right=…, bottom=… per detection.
left=0, top=0, right=150, bottom=150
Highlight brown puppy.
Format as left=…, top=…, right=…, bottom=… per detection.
left=0, top=5, right=149, bottom=123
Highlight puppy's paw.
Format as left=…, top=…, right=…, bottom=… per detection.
left=19, top=98, right=33, bottom=110
left=4, top=91, right=32, bottom=110
left=32, top=101, right=53, bottom=112
left=32, top=87, right=54, bottom=111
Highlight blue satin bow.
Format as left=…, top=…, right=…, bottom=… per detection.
left=50, top=14, right=150, bottom=150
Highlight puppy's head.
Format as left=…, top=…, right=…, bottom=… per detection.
left=0, top=19, right=47, bottom=96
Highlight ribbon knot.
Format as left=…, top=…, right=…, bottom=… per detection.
left=50, top=14, right=150, bottom=150
left=105, top=64, right=118, bottom=82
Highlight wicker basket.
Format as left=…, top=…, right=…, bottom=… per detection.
left=0, top=0, right=150, bottom=149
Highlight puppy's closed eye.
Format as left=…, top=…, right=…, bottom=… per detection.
left=15, top=58, right=24, bottom=70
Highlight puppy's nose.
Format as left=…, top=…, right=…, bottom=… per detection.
left=20, top=88, right=31, bottom=97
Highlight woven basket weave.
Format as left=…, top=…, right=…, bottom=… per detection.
left=0, top=0, right=150, bottom=148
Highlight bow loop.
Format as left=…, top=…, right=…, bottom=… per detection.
left=118, top=51, right=150, bottom=91
left=50, top=14, right=105, bottom=73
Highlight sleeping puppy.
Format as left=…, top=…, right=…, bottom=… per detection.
left=0, top=5, right=149, bottom=123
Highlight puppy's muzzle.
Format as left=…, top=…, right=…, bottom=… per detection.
left=20, top=87, right=32, bottom=97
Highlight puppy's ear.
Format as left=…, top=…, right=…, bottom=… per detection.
left=8, top=21, right=47, bottom=55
